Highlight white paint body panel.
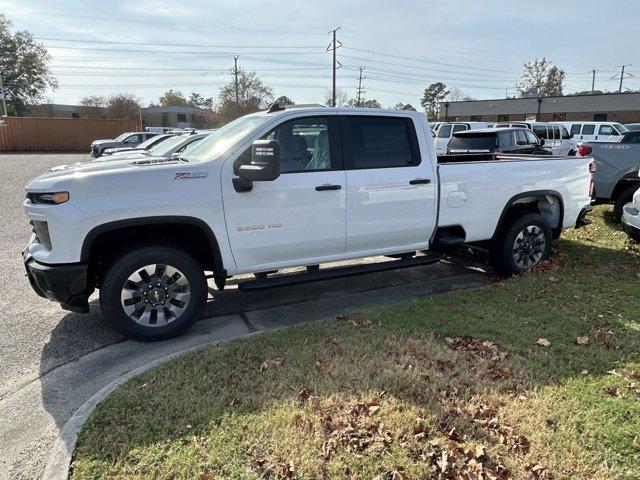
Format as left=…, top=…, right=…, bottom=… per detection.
left=438, top=157, right=593, bottom=241
left=23, top=107, right=593, bottom=278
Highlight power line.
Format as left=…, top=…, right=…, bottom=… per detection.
left=342, top=46, right=521, bottom=74
left=36, top=36, right=324, bottom=49
left=44, top=45, right=326, bottom=55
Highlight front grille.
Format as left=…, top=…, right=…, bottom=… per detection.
left=31, top=220, right=52, bottom=249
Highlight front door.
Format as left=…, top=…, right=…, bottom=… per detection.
left=222, top=115, right=346, bottom=272
left=340, top=114, right=437, bottom=256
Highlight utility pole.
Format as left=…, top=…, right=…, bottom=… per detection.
left=356, top=66, right=366, bottom=107
left=612, top=64, right=632, bottom=93
left=233, top=56, right=239, bottom=114
left=0, top=72, right=7, bottom=117
left=327, top=27, right=342, bottom=107
left=591, top=69, right=596, bottom=93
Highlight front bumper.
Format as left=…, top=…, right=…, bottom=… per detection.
left=575, top=205, right=593, bottom=228
left=23, top=251, right=92, bottom=313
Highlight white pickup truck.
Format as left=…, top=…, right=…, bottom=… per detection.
left=23, top=106, right=595, bottom=340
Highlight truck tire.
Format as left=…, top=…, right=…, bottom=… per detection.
left=492, top=213, right=552, bottom=275
left=99, top=245, right=207, bottom=341
left=613, top=185, right=637, bottom=223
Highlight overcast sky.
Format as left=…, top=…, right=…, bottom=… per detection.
left=2, top=0, right=640, bottom=108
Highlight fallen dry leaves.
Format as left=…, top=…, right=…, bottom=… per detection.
left=444, top=337, right=508, bottom=361
left=575, top=336, right=589, bottom=346
left=536, top=338, right=551, bottom=348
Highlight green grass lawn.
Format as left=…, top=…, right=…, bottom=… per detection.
left=72, top=206, right=640, bottom=480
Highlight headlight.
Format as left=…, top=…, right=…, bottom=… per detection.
left=27, top=192, right=70, bottom=204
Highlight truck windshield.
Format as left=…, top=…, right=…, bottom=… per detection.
left=182, top=115, right=272, bottom=162
left=114, top=133, right=130, bottom=141
left=148, top=135, right=190, bottom=155
left=614, top=123, right=629, bottom=133
left=447, top=133, right=497, bottom=151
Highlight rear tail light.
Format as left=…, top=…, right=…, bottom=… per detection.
left=578, top=145, right=592, bottom=156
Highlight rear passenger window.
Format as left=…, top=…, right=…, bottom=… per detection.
left=437, top=124, right=452, bottom=138
left=498, top=132, right=513, bottom=148
left=344, top=116, right=419, bottom=169
left=570, top=124, right=582, bottom=135
left=553, top=126, right=560, bottom=139
left=582, top=125, right=595, bottom=135
left=452, top=124, right=467, bottom=133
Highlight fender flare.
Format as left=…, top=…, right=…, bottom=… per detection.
left=80, top=216, right=226, bottom=285
left=491, top=190, right=564, bottom=240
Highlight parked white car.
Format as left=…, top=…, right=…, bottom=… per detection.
left=23, top=106, right=594, bottom=340
left=434, top=122, right=493, bottom=154
left=556, top=121, right=629, bottom=143
left=493, top=122, right=577, bottom=156
left=621, top=175, right=640, bottom=241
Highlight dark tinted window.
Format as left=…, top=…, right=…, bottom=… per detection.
left=345, top=116, right=418, bottom=169
left=570, top=124, right=582, bottom=135
left=498, top=132, right=513, bottom=148
left=533, top=125, right=547, bottom=139
left=552, top=126, right=560, bottom=140
left=582, top=125, right=596, bottom=135
left=437, top=124, right=452, bottom=138
left=515, top=130, right=527, bottom=145
left=621, top=132, right=640, bottom=143
left=452, top=124, right=467, bottom=133
left=448, top=133, right=497, bottom=151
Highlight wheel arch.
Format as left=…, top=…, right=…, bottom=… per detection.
left=491, top=190, right=564, bottom=241
left=81, top=216, right=226, bottom=288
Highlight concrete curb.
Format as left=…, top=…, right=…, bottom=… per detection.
left=42, top=331, right=259, bottom=480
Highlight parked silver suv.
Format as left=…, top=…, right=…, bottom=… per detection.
left=90, top=132, right=159, bottom=158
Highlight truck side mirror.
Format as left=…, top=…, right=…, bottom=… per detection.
left=539, top=138, right=545, bottom=146
left=238, top=140, right=282, bottom=182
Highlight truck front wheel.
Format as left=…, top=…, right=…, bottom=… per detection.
left=99, top=245, right=207, bottom=340
left=613, top=185, right=637, bottom=223
left=492, top=213, right=552, bottom=275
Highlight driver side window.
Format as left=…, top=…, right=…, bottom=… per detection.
left=235, top=116, right=333, bottom=174
left=265, top=117, right=333, bottom=173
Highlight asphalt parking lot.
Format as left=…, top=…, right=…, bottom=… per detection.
left=0, top=153, right=488, bottom=479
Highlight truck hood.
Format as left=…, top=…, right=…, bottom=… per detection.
left=25, top=157, right=182, bottom=192
left=104, top=146, right=140, bottom=154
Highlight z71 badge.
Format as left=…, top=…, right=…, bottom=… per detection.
left=175, top=172, right=208, bottom=180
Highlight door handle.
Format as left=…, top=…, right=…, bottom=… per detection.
left=315, top=184, right=341, bottom=191
left=409, top=178, right=431, bottom=185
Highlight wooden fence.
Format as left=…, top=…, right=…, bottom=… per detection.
left=0, top=117, right=140, bottom=152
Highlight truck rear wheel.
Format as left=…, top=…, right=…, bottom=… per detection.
left=99, top=245, right=207, bottom=340
left=492, top=213, right=552, bottom=275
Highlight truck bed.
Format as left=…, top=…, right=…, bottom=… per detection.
left=437, top=155, right=593, bottom=242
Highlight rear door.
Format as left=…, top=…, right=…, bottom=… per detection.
left=341, top=114, right=437, bottom=256
left=579, top=124, right=597, bottom=142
